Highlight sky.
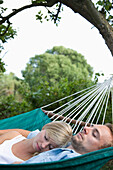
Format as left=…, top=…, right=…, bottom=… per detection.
left=1, top=1, right=113, bottom=82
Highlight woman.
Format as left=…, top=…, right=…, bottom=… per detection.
left=0, top=121, right=72, bottom=164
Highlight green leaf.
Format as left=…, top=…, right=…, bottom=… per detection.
left=0, top=0, right=3, bottom=4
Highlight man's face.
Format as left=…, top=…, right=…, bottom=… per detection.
left=71, top=125, right=113, bottom=154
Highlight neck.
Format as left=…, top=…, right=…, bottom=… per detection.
left=67, top=145, right=84, bottom=154
left=12, top=138, right=35, bottom=161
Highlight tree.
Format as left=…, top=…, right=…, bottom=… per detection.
left=22, top=46, right=94, bottom=108
left=0, top=72, right=21, bottom=97
left=0, top=72, right=33, bottom=119
left=0, top=0, right=113, bottom=58
left=22, top=46, right=93, bottom=86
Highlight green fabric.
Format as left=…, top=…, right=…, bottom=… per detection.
left=0, top=108, right=113, bottom=170
left=0, top=108, right=51, bottom=131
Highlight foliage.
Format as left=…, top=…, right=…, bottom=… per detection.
left=0, top=24, right=17, bottom=43
left=22, top=46, right=93, bottom=85
left=0, top=6, right=17, bottom=55
left=36, top=2, right=63, bottom=26
left=101, top=159, right=113, bottom=169
left=0, top=73, right=33, bottom=118
left=0, top=5, right=17, bottom=71
left=0, top=95, right=32, bottom=119
left=22, top=46, right=94, bottom=109
left=22, top=77, right=94, bottom=110
left=0, top=58, right=5, bottom=73
left=94, top=72, right=104, bottom=83
left=96, top=0, right=113, bottom=26
left=0, top=46, right=112, bottom=126
left=104, top=94, right=112, bottom=124
left=0, top=47, right=94, bottom=117
left=0, top=72, right=22, bottom=98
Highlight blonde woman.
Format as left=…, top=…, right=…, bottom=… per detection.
left=0, top=121, right=72, bottom=164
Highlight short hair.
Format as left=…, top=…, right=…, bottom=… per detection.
left=100, top=123, right=113, bottom=149
left=105, top=123, right=113, bottom=136
left=43, top=121, right=72, bottom=147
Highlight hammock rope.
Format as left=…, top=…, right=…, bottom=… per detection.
left=41, top=76, right=113, bottom=134
left=47, top=83, right=103, bottom=121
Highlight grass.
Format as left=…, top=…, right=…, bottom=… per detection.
left=101, top=160, right=113, bottom=170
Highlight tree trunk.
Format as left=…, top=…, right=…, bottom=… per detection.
left=61, top=0, right=113, bottom=56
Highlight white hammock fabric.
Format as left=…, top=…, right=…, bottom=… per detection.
left=42, top=76, right=113, bottom=134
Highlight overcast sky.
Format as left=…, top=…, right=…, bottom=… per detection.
left=1, top=1, right=113, bottom=82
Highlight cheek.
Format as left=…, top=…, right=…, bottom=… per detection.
left=88, top=138, right=100, bottom=149
left=83, top=139, right=99, bottom=152
left=85, top=137, right=97, bottom=146
left=39, top=133, right=46, bottom=144
left=35, top=133, right=42, bottom=142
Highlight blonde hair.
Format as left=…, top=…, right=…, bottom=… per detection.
left=43, top=121, right=72, bottom=147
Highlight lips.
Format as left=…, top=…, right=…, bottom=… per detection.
left=78, top=132, right=83, bottom=140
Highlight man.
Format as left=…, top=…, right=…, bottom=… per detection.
left=21, top=123, right=113, bottom=163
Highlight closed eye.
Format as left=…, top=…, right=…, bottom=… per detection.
left=93, top=131, right=97, bottom=138
left=92, top=128, right=100, bottom=139
left=44, top=135, right=48, bottom=141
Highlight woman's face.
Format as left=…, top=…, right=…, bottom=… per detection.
left=32, top=129, right=58, bottom=153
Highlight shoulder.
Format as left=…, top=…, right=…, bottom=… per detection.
left=22, top=148, right=80, bottom=164
left=0, top=131, right=22, bottom=144
left=5, top=131, right=21, bottom=138
left=39, top=148, right=75, bottom=156
left=48, top=148, right=81, bottom=158
left=27, top=129, right=40, bottom=139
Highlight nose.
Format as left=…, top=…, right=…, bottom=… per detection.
left=41, top=141, right=50, bottom=149
left=83, top=126, right=92, bottom=134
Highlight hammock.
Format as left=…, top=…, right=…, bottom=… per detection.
left=0, top=108, right=113, bottom=170
left=0, top=77, right=113, bottom=169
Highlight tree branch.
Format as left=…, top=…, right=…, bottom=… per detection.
left=0, top=0, right=58, bottom=25
left=61, top=0, right=113, bottom=55
left=0, top=19, right=11, bottom=36
left=54, top=2, right=62, bottom=23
